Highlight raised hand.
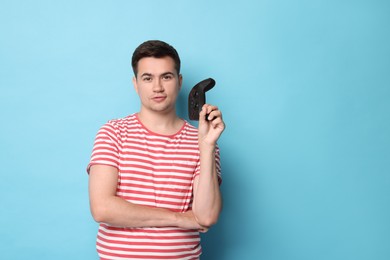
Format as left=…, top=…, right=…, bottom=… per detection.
left=198, top=104, right=225, bottom=147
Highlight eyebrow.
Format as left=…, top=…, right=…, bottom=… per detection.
left=140, top=72, right=175, bottom=78
left=140, top=73, right=152, bottom=78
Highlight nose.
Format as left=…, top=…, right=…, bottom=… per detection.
left=153, top=78, right=164, bottom=92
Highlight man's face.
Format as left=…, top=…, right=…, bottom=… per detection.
left=133, top=56, right=182, bottom=115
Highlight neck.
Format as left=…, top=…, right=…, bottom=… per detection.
left=137, top=109, right=183, bottom=135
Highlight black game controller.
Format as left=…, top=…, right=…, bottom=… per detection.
left=188, top=78, right=216, bottom=121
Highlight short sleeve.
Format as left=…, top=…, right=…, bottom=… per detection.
left=87, top=122, right=120, bottom=173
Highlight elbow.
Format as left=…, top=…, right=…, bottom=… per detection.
left=92, top=212, right=104, bottom=223
left=194, top=212, right=220, bottom=228
left=198, top=217, right=218, bottom=228
left=192, top=202, right=222, bottom=227
left=90, top=204, right=108, bottom=223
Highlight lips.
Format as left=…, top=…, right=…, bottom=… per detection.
left=152, top=96, right=167, bottom=102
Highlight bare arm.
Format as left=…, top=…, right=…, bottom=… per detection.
left=192, top=104, right=225, bottom=227
left=89, top=164, right=205, bottom=230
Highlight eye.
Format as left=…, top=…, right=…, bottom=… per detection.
left=162, top=74, right=173, bottom=80
left=142, top=76, right=152, bottom=82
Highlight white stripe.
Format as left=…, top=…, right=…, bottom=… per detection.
left=119, top=186, right=192, bottom=196
left=120, top=200, right=189, bottom=210
left=120, top=167, right=196, bottom=176
left=98, top=232, right=199, bottom=244
left=121, top=146, right=199, bottom=156
left=119, top=160, right=196, bottom=170
left=90, top=159, right=117, bottom=166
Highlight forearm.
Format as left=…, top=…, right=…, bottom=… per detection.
left=89, top=165, right=203, bottom=230
left=91, top=195, right=180, bottom=228
left=192, top=145, right=222, bottom=227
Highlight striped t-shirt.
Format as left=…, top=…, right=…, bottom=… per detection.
left=87, top=114, right=221, bottom=260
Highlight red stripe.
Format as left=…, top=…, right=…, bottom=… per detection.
left=120, top=169, right=195, bottom=176
left=119, top=151, right=198, bottom=163
left=98, top=250, right=201, bottom=260
left=120, top=163, right=196, bottom=172
left=101, top=224, right=198, bottom=234
left=117, top=189, right=191, bottom=200
left=119, top=172, right=193, bottom=181
left=98, top=229, right=199, bottom=240
left=119, top=147, right=199, bottom=157
left=92, top=151, right=119, bottom=159
left=119, top=196, right=190, bottom=206
left=90, top=157, right=118, bottom=166
left=121, top=139, right=199, bottom=148
left=117, top=182, right=189, bottom=191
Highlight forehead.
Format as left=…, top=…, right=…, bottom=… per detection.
left=137, top=56, right=176, bottom=76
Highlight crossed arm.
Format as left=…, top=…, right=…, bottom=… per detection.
left=89, top=165, right=206, bottom=230
left=88, top=104, right=224, bottom=230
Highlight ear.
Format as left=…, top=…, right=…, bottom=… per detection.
left=178, top=74, right=183, bottom=90
left=132, top=76, right=139, bottom=94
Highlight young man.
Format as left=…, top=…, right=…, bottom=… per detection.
left=87, top=40, right=225, bottom=259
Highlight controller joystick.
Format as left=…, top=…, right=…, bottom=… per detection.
left=188, top=78, right=216, bottom=121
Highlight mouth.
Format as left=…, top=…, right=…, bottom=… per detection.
left=152, top=96, right=167, bottom=102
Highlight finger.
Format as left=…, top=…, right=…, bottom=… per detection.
left=211, top=119, right=225, bottom=131
left=198, top=227, right=209, bottom=233
left=200, top=104, right=216, bottom=122
left=206, top=105, right=218, bottom=115
left=207, top=109, right=222, bottom=122
left=201, top=105, right=216, bottom=120
left=199, top=105, right=208, bottom=123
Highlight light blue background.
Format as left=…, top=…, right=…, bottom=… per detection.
left=1, top=0, right=389, bottom=259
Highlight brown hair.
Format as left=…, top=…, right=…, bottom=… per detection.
left=131, top=40, right=181, bottom=76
